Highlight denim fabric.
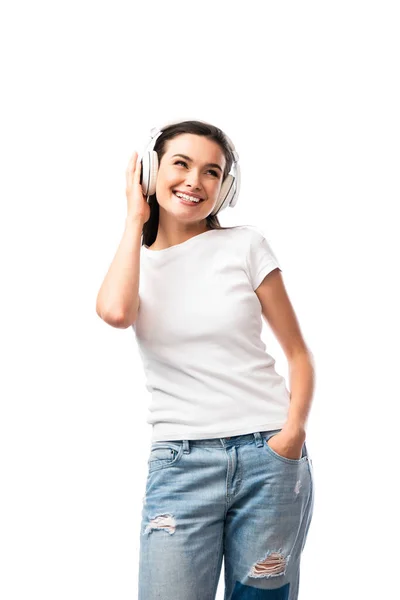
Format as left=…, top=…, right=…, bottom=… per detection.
left=138, top=429, right=314, bottom=600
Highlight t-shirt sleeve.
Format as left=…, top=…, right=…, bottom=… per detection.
left=246, top=228, right=282, bottom=291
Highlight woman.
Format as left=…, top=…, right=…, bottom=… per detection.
left=96, top=119, right=315, bottom=599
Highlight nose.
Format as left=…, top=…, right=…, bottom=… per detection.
left=185, top=170, right=202, bottom=189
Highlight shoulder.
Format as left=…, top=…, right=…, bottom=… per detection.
left=217, top=224, right=266, bottom=242
left=215, top=225, right=277, bottom=256
left=227, top=225, right=274, bottom=250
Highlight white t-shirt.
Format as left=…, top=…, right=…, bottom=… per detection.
left=132, top=225, right=291, bottom=442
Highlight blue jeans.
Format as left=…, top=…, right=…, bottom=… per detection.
left=138, top=429, right=315, bottom=600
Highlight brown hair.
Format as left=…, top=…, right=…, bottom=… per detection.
left=141, top=120, right=241, bottom=247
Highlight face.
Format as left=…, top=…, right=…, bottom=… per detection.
left=155, top=134, right=226, bottom=223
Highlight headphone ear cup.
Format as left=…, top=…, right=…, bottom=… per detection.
left=141, top=150, right=159, bottom=197
left=210, top=174, right=235, bottom=216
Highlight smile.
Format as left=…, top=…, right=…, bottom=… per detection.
left=173, top=192, right=203, bottom=204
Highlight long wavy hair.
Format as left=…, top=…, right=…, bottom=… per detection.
left=141, top=120, right=241, bottom=248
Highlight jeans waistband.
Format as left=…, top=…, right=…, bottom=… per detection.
left=167, top=430, right=281, bottom=453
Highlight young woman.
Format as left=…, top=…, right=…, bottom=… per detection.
left=96, top=119, right=315, bottom=600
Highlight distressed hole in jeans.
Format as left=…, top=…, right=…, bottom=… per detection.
left=144, top=513, right=176, bottom=535
left=249, top=550, right=289, bottom=579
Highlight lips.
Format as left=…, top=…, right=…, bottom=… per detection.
left=173, top=190, right=204, bottom=201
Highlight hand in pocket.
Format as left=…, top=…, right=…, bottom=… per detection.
left=267, top=430, right=305, bottom=460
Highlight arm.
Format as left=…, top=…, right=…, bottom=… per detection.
left=96, top=217, right=144, bottom=328
left=255, top=268, right=316, bottom=458
left=286, top=351, right=315, bottom=432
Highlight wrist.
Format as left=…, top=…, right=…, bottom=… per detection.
left=281, top=422, right=306, bottom=439
left=125, top=215, right=146, bottom=229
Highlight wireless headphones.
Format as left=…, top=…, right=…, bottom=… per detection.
left=139, top=119, right=241, bottom=216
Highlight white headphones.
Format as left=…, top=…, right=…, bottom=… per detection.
left=139, top=119, right=241, bottom=216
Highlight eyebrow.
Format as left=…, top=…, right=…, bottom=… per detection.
left=171, top=153, right=223, bottom=173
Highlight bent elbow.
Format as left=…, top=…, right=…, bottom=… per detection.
left=96, top=307, right=134, bottom=329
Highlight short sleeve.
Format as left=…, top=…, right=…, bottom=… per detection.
left=246, top=229, right=281, bottom=290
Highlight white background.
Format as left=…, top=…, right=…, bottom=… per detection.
left=1, top=1, right=399, bottom=598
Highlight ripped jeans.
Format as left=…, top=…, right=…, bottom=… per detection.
left=138, top=429, right=315, bottom=600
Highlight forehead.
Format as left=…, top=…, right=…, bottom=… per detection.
left=165, top=134, right=226, bottom=167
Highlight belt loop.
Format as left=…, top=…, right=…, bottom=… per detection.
left=253, top=431, right=264, bottom=447
left=182, top=439, right=190, bottom=454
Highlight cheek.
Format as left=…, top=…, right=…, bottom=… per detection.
left=212, top=180, right=222, bottom=196
left=156, top=172, right=178, bottom=193
left=155, top=176, right=173, bottom=201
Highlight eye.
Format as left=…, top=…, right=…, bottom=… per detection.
left=174, top=160, right=219, bottom=177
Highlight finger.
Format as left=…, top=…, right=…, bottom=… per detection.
left=126, top=151, right=138, bottom=182
left=134, top=155, right=142, bottom=179
left=135, top=155, right=142, bottom=175
left=127, top=151, right=137, bottom=168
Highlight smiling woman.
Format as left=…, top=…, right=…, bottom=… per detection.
left=96, top=118, right=315, bottom=600
left=139, top=120, right=242, bottom=251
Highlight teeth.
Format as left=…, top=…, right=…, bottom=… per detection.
left=175, top=192, right=201, bottom=203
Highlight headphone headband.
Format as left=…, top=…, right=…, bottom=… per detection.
left=149, top=120, right=239, bottom=163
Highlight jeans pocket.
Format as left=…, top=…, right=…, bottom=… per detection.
left=263, top=430, right=308, bottom=466
left=148, top=442, right=184, bottom=473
